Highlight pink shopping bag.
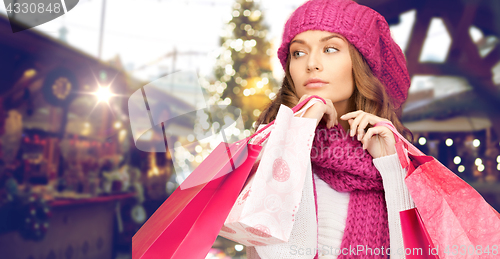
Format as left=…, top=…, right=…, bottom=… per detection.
left=132, top=136, right=262, bottom=259
left=375, top=121, right=500, bottom=259
left=132, top=95, right=325, bottom=258
left=219, top=99, right=321, bottom=246
left=400, top=208, right=439, bottom=258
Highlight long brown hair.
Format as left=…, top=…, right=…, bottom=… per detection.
left=255, top=42, right=413, bottom=142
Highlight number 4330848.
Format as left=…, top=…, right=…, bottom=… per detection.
left=444, top=245, right=498, bottom=256
left=6, top=3, right=63, bottom=14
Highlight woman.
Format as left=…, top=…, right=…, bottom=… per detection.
left=250, top=0, right=415, bottom=258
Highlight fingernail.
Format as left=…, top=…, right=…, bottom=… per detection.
left=357, top=133, right=361, bottom=141
left=351, top=129, right=355, bottom=136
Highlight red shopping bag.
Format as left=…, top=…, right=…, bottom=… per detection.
left=400, top=208, right=439, bottom=258
left=375, top=121, right=500, bottom=259
left=132, top=137, right=262, bottom=259
left=132, top=95, right=326, bottom=259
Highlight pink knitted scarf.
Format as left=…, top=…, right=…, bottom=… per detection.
left=310, top=121, right=390, bottom=258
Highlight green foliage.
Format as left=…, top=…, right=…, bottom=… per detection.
left=212, top=0, right=277, bottom=130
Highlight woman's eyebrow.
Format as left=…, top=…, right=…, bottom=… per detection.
left=320, top=35, right=342, bottom=42
left=290, top=35, right=343, bottom=45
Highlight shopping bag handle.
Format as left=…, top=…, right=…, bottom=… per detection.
left=293, top=98, right=324, bottom=118
left=248, top=95, right=326, bottom=146
left=373, top=121, right=425, bottom=169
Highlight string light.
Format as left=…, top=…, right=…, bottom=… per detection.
left=445, top=138, right=453, bottom=146
left=472, top=139, right=480, bottom=147
left=235, top=245, right=244, bottom=252
left=24, top=69, right=36, bottom=78
left=249, top=10, right=261, bottom=21
left=477, top=164, right=485, bottom=172
left=418, top=137, right=427, bottom=145
left=475, top=158, right=482, bottom=166
left=453, top=156, right=461, bottom=165
left=118, top=129, right=127, bottom=143
left=212, top=122, right=220, bottom=131
left=195, top=155, right=203, bottom=163
left=497, top=155, right=500, bottom=163
left=458, top=165, right=465, bottom=173
left=222, top=75, right=231, bottom=82
left=225, top=64, right=233, bottom=75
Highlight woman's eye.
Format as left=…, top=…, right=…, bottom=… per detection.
left=325, top=47, right=338, bottom=53
left=293, top=51, right=305, bottom=58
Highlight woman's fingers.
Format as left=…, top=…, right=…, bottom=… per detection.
left=341, top=111, right=390, bottom=139
left=297, top=95, right=339, bottom=129
left=349, top=112, right=366, bottom=138
left=326, top=100, right=337, bottom=128
left=361, top=126, right=395, bottom=150
left=319, top=99, right=336, bottom=128
left=357, top=117, right=370, bottom=141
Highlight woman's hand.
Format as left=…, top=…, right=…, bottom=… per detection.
left=340, top=110, right=396, bottom=159
left=296, top=94, right=337, bottom=129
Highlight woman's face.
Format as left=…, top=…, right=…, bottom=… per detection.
left=289, top=30, right=354, bottom=109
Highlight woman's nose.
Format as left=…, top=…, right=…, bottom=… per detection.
left=307, top=53, right=322, bottom=72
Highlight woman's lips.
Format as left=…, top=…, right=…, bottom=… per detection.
left=305, top=82, right=327, bottom=88
left=304, top=78, right=328, bottom=88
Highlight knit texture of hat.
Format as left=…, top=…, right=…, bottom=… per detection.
left=277, top=0, right=410, bottom=109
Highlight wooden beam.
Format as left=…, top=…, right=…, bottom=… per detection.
left=484, top=46, right=500, bottom=69
left=439, top=1, right=496, bottom=82
left=356, top=0, right=419, bottom=22
left=405, top=6, right=433, bottom=76
left=441, top=1, right=484, bottom=66
left=412, top=63, right=459, bottom=76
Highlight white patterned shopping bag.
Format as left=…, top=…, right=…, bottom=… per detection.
left=218, top=104, right=317, bottom=246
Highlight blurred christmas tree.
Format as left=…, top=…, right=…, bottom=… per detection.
left=208, top=0, right=277, bottom=130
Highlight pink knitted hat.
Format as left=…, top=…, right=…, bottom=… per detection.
left=278, top=0, right=410, bottom=109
